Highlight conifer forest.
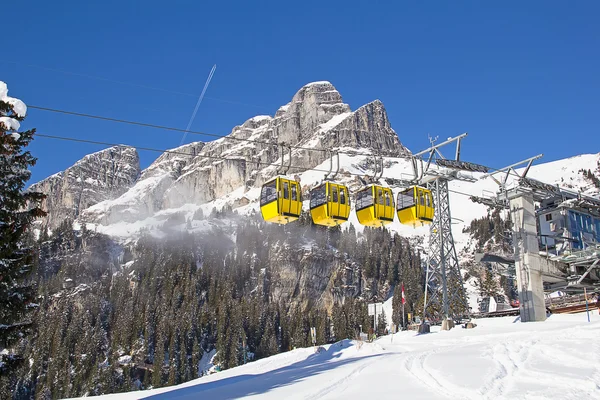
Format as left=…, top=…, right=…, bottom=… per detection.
left=6, top=211, right=427, bottom=398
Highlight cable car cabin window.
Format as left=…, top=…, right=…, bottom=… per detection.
left=340, top=188, right=346, bottom=205
left=291, top=184, right=297, bottom=201
left=397, top=189, right=415, bottom=210
left=310, top=185, right=327, bottom=209
left=283, top=181, right=289, bottom=199
left=426, top=193, right=431, bottom=207
left=332, top=186, right=338, bottom=203
left=385, top=191, right=391, bottom=206
left=377, top=188, right=384, bottom=204
left=356, top=188, right=374, bottom=210
left=260, top=181, right=278, bottom=206
left=419, top=191, right=425, bottom=206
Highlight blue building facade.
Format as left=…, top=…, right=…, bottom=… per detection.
left=567, top=210, right=600, bottom=249
left=538, top=207, right=600, bottom=252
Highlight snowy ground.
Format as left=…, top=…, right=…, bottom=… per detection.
left=78, top=312, right=600, bottom=400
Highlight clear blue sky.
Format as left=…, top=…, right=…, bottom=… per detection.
left=2, top=1, right=599, bottom=184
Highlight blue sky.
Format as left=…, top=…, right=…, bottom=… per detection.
left=2, top=1, right=599, bottom=184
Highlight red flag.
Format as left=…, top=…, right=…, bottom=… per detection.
left=401, top=283, right=406, bottom=305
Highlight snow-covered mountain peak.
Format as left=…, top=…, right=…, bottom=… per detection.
left=292, top=81, right=345, bottom=105
left=243, top=115, right=272, bottom=126
left=73, top=82, right=409, bottom=230
left=30, top=145, right=141, bottom=230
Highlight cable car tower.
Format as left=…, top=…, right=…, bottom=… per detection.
left=403, top=134, right=490, bottom=329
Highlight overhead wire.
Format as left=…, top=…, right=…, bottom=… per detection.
left=34, top=132, right=480, bottom=199
left=7, top=61, right=541, bottom=182
left=28, top=104, right=528, bottom=198
left=11, top=61, right=543, bottom=204
left=29, top=104, right=489, bottom=167
left=28, top=104, right=335, bottom=153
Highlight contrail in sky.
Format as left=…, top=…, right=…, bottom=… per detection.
left=179, top=64, right=217, bottom=146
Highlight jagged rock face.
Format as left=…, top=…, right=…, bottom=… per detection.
left=37, top=228, right=122, bottom=284
left=35, top=81, right=410, bottom=227
left=162, top=81, right=409, bottom=208
left=30, top=146, right=140, bottom=230
left=84, top=142, right=204, bottom=225
left=273, top=81, right=352, bottom=145
left=261, top=245, right=364, bottom=312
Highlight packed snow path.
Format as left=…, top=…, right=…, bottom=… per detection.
left=85, top=313, right=600, bottom=400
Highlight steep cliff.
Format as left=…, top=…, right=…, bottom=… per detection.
left=74, top=81, right=409, bottom=225
left=30, top=145, right=140, bottom=230
left=161, top=81, right=408, bottom=209
left=84, top=142, right=204, bottom=225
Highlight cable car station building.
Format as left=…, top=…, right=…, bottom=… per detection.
left=503, top=178, right=600, bottom=322
left=537, top=199, right=600, bottom=253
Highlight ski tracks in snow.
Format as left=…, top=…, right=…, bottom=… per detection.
left=401, top=346, right=477, bottom=399
left=479, top=340, right=532, bottom=399
left=302, top=354, right=382, bottom=399
left=480, top=335, right=599, bottom=399
left=398, top=327, right=599, bottom=400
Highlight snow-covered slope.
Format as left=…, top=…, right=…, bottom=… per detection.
left=75, top=312, right=600, bottom=400
left=84, top=142, right=204, bottom=225
left=81, top=149, right=600, bottom=253
left=29, top=145, right=141, bottom=230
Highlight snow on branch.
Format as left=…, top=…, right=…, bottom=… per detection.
left=0, top=81, right=27, bottom=132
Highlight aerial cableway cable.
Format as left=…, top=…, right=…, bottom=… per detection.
left=28, top=105, right=406, bottom=158
left=34, top=132, right=476, bottom=199
left=29, top=104, right=523, bottom=184
left=31, top=104, right=527, bottom=178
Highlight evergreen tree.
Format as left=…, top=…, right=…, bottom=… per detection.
left=478, top=268, right=500, bottom=298
left=448, top=272, right=470, bottom=317
left=0, top=83, right=46, bottom=379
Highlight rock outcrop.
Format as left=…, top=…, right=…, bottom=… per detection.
left=265, top=246, right=363, bottom=312
left=84, top=142, right=204, bottom=225
left=33, top=81, right=410, bottom=230
left=161, top=81, right=409, bottom=209
left=30, top=146, right=140, bottom=230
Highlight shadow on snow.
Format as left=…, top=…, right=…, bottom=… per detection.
left=142, top=340, right=384, bottom=399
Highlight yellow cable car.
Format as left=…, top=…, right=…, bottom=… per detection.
left=355, top=185, right=395, bottom=227
left=309, top=181, right=351, bottom=226
left=396, top=186, right=434, bottom=226
left=260, top=177, right=302, bottom=224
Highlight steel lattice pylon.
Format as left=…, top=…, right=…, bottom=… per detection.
left=423, top=178, right=470, bottom=321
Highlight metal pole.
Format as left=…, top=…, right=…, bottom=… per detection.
left=422, top=256, right=430, bottom=322
left=437, top=179, right=449, bottom=319
left=373, top=303, right=377, bottom=333
left=412, top=133, right=468, bottom=157
left=584, top=288, right=590, bottom=322
left=402, top=302, right=405, bottom=330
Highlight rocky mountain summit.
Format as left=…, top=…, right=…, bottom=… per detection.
left=29, top=145, right=140, bottom=230
left=31, top=81, right=408, bottom=228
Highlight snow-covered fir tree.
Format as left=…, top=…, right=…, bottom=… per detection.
left=478, top=268, right=500, bottom=298
left=0, top=82, right=45, bottom=395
